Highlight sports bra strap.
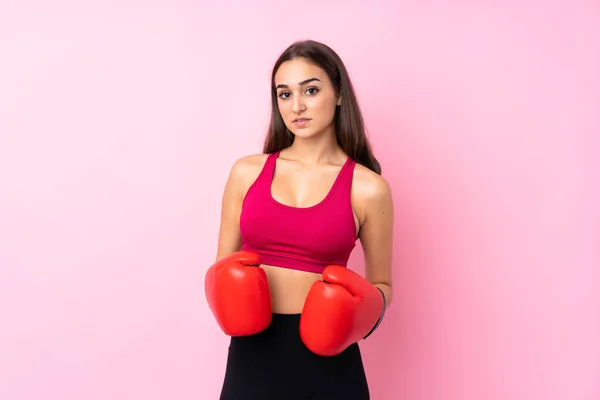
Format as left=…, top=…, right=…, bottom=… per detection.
left=253, top=151, right=280, bottom=191
left=330, top=156, right=356, bottom=198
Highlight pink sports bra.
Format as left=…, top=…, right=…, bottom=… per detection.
left=240, top=151, right=358, bottom=274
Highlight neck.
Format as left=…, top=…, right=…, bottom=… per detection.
left=284, top=131, right=343, bottom=165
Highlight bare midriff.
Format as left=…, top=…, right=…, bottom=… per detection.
left=259, top=264, right=323, bottom=314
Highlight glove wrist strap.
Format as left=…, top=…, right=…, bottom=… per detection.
left=364, top=287, right=387, bottom=339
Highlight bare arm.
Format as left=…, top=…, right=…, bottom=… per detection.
left=358, top=175, right=394, bottom=308
left=215, top=159, right=246, bottom=262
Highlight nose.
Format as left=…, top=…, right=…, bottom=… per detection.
left=291, top=94, right=306, bottom=114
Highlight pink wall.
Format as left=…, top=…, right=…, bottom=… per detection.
left=1, top=1, right=599, bottom=399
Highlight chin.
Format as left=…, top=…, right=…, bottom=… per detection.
left=290, top=129, right=317, bottom=139
left=288, top=125, right=327, bottom=139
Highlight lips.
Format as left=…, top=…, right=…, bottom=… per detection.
left=292, top=118, right=311, bottom=128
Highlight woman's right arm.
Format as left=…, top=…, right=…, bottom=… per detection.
left=215, top=158, right=247, bottom=262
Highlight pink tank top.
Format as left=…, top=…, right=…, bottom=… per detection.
left=240, top=151, right=358, bottom=274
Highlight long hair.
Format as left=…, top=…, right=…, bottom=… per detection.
left=262, top=40, right=381, bottom=175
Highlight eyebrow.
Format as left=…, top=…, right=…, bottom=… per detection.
left=275, top=77, right=321, bottom=90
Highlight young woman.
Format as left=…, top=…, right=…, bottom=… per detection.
left=205, top=39, right=394, bottom=400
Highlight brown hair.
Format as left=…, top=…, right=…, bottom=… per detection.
left=262, top=39, right=381, bottom=175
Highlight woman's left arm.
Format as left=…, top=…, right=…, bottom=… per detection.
left=358, top=175, right=395, bottom=308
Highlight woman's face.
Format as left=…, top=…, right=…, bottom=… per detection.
left=274, top=57, right=341, bottom=139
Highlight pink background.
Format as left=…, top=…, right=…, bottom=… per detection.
left=1, top=1, right=599, bottom=399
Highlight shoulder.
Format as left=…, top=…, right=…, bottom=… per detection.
left=352, top=162, right=393, bottom=203
left=351, top=162, right=394, bottom=223
left=227, top=153, right=271, bottom=191
left=230, top=153, right=269, bottom=174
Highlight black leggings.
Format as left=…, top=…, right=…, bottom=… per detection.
left=219, top=313, right=370, bottom=400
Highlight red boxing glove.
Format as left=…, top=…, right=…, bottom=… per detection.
left=300, top=265, right=385, bottom=356
left=204, top=251, right=272, bottom=336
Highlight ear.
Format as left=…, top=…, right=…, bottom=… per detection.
left=336, top=95, right=342, bottom=106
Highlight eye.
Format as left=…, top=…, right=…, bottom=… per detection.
left=278, top=92, right=290, bottom=100
left=306, top=87, right=319, bottom=95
